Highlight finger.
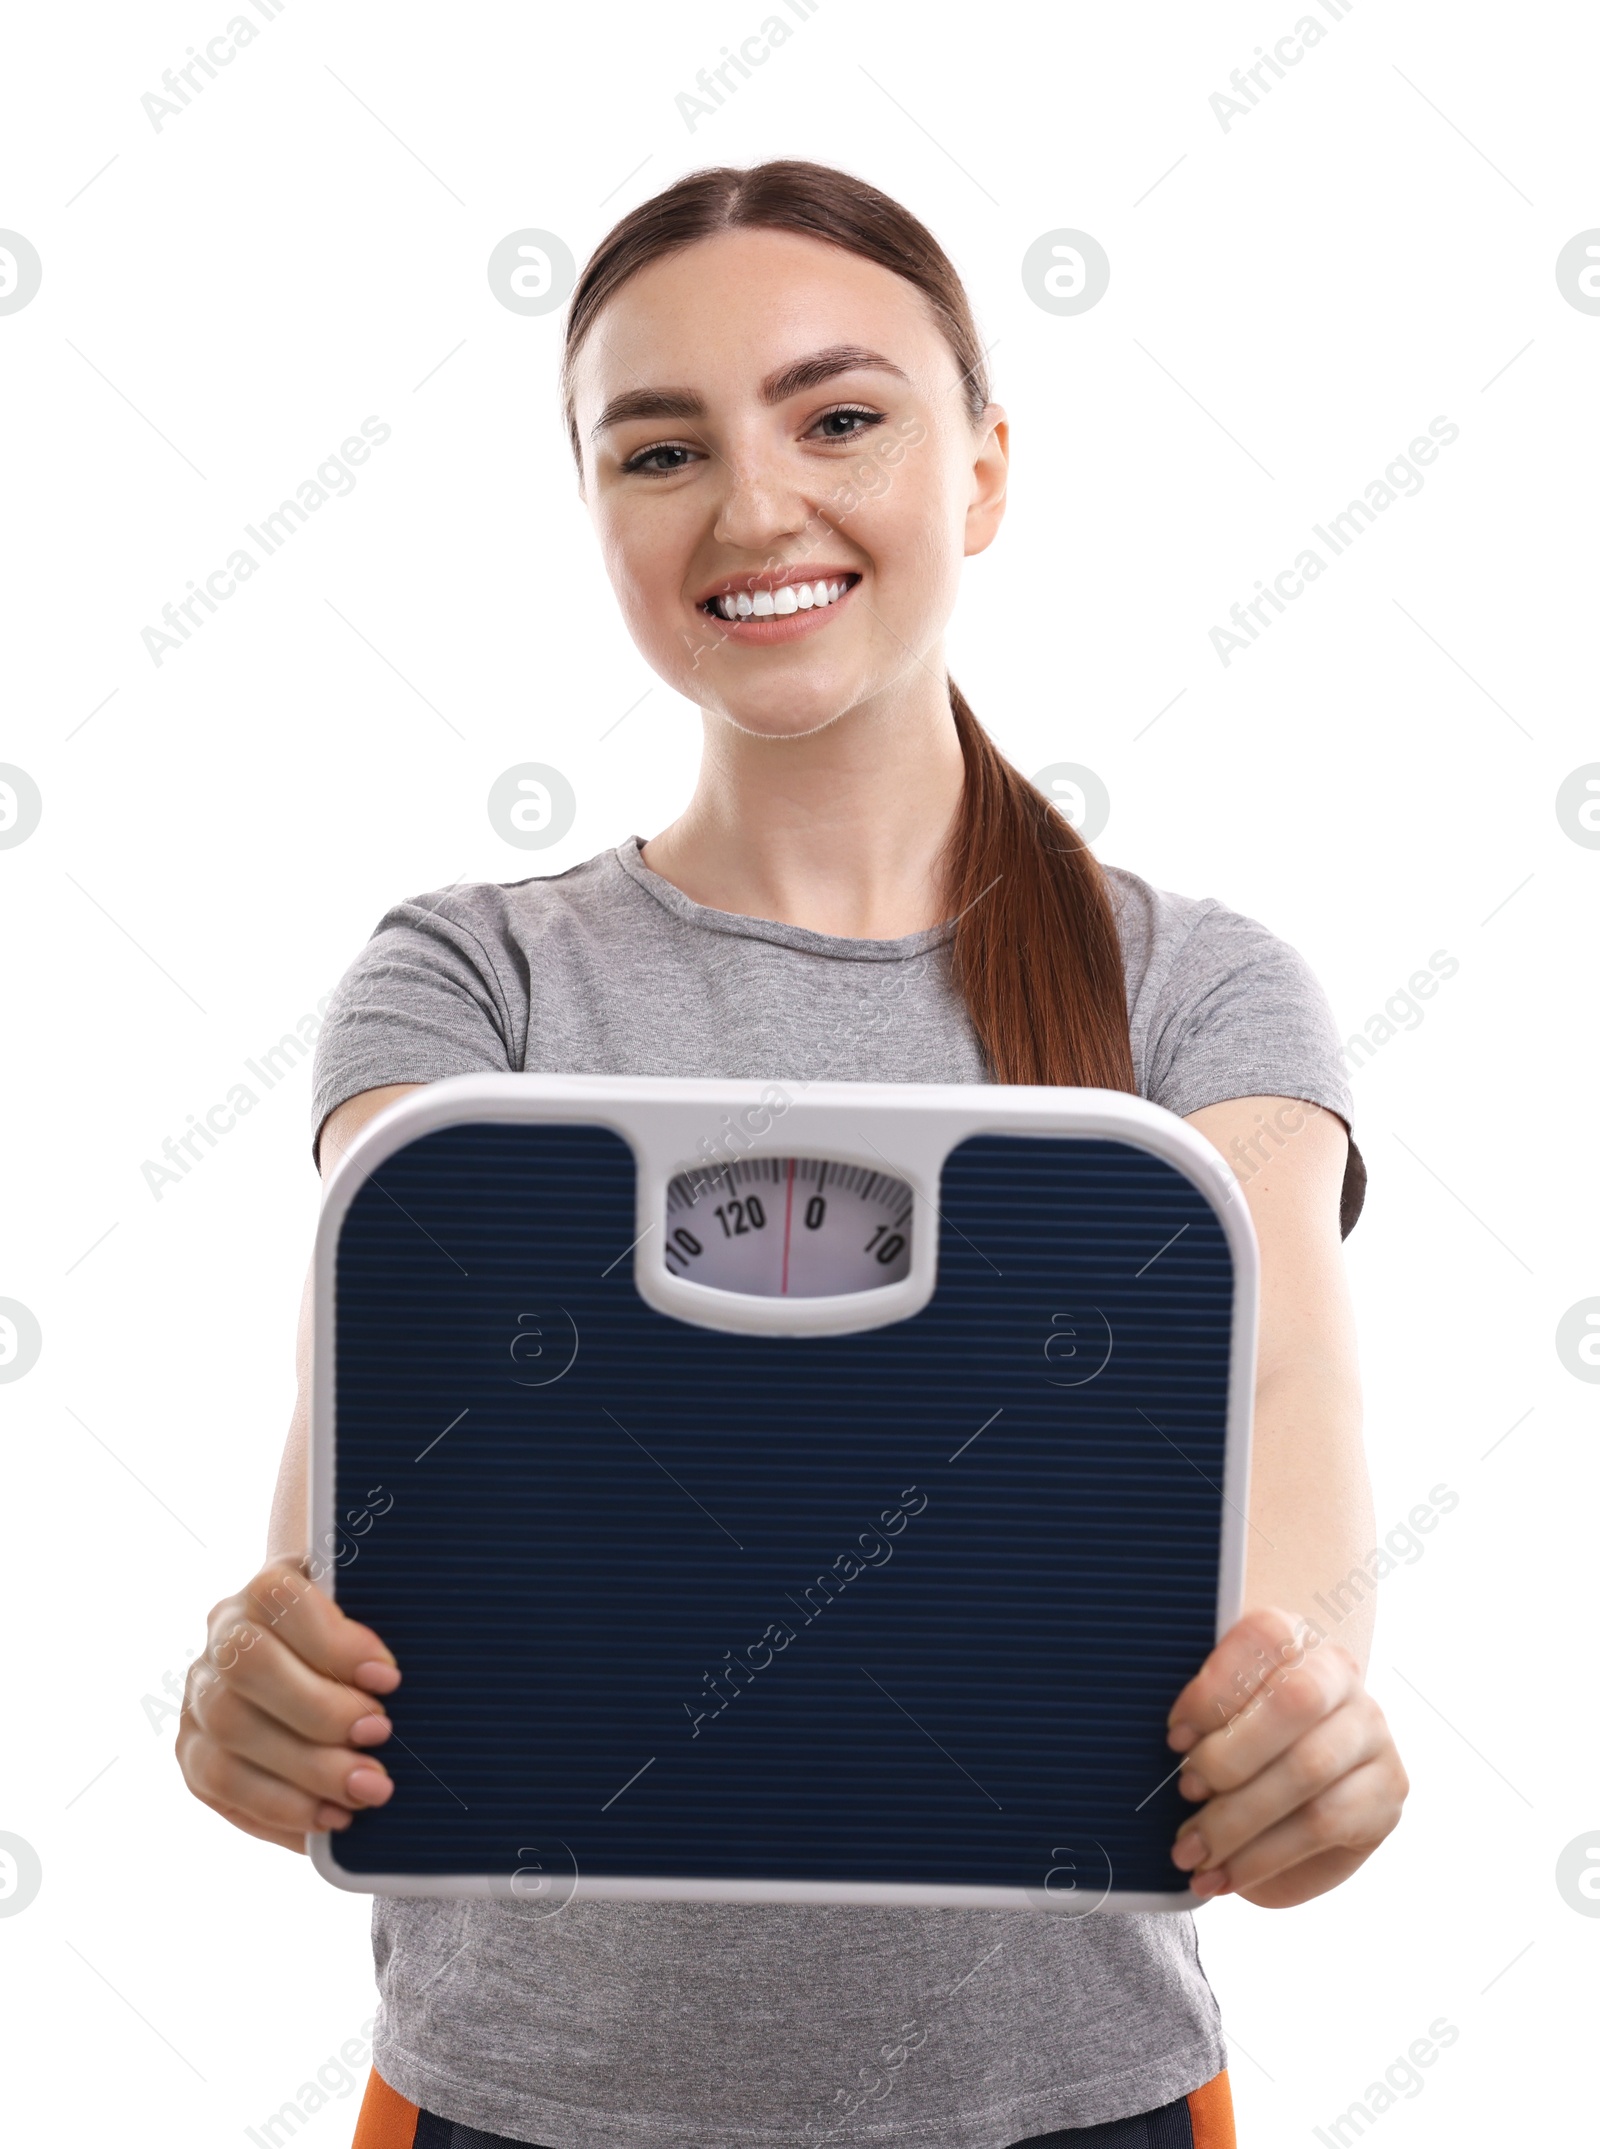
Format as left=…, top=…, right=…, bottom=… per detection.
left=188, top=1742, right=358, bottom=1841
left=199, top=1621, right=392, bottom=1748
left=183, top=1735, right=362, bottom=1844
left=187, top=1679, right=395, bottom=1811
left=235, top=1563, right=401, bottom=1693
left=1172, top=1697, right=1381, bottom=1873
left=1187, top=1757, right=1405, bottom=1896
left=1177, top=1634, right=1360, bottom=1794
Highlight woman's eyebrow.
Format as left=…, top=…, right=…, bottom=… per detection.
left=590, top=346, right=910, bottom=441
left=591, top=386, right=704, bottom=439
left=759, top=345, right=911, bottom=403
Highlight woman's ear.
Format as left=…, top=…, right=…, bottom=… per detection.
left=964, top=405, right=1008, bottom=559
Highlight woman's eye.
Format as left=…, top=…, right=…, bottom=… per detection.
left=621, top=443, right=698, bottom=475
left=811, top=406, right=885, bottom=441
left=620, top=407, right=885, bottom=470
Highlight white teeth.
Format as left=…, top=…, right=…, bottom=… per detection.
left=712, top=577, right=851, bottom=621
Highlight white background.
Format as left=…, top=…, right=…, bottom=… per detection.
left=1, top=1, right=1595, bottom=2141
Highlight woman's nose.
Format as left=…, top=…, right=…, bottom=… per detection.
left=712, top=449, right=817, bottom=556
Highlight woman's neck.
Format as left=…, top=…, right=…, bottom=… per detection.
left=640, top=673, right=967, bottom=940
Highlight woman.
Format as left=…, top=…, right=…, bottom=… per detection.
left=178, top=161, right=1407, bottom=2149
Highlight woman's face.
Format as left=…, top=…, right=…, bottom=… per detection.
left=568, top=227, right=1007, bottom=740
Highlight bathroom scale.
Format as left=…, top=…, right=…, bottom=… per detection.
left=309, top=1073, right=1257, bottom=1915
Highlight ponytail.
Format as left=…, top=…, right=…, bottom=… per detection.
left=941, top=683, right=1135, bottom=1092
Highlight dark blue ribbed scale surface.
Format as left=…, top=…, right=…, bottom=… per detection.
left=328, top=1123, right=1237, bottom=1897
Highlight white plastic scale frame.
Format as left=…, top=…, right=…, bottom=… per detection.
left=309, top=1073, right=1259, bottom=1914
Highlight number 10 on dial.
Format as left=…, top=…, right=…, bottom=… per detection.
left=663, top=1156, right=913, bottom=1299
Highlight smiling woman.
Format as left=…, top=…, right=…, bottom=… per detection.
left=558, top=165, right=1141, bottom=1104
left=176, top=158, right=1405, bottom=2149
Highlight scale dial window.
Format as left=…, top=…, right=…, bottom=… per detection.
left=663, top=1156, right=913, bottom=1298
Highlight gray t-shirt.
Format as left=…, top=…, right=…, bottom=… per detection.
left=309, top=835, right=1361, bottom=2146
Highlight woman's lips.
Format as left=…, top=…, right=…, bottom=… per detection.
left=694, top=575, right=862, bottom=648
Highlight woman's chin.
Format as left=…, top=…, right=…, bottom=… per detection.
left=712, top=696, right=858, bottom=743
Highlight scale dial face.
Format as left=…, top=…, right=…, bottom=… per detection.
left=663, top=1156, right=913, bottom=1299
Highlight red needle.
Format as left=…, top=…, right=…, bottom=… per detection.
left=780, top=1157, right=795, bottom=1294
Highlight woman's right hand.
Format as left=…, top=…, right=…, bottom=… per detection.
left=176, top=1559, right=402, bottom=1853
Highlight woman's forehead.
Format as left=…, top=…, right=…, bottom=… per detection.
left=571, top=229, right=947, bottom=405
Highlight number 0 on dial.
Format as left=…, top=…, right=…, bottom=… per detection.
left=663, top=1157, right=913, bottom=1299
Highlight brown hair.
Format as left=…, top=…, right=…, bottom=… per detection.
left=561, top=159, right=1135, bottom=1093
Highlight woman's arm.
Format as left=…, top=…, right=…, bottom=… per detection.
left=1185, top=1095, right=1373, bottom=1659
left=1159, top=1096, right=1408, bottom=1908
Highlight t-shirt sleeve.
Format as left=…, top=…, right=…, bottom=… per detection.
left=1142, top=900, right=1366, bottom=1237
left=309, top=887, right=517, bottom=1168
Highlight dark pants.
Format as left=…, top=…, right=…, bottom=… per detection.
left=409, top=2087, right=1216, bottom=2148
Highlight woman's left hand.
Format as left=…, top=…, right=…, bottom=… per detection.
left=1164, top=1605, right=1409, bottom=1909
